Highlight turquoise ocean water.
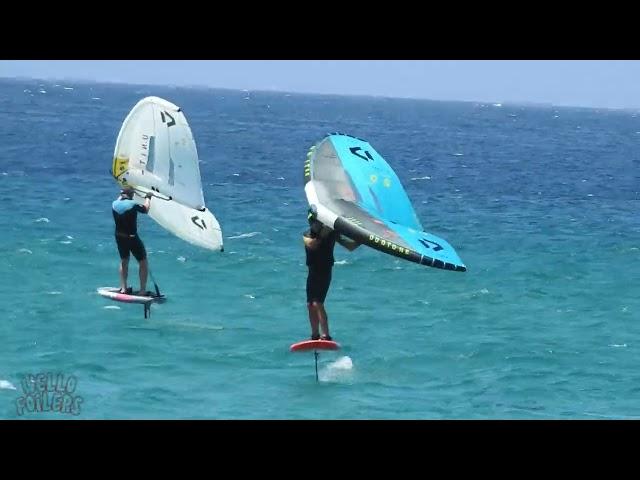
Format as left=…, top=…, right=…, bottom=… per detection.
left=1, top=78, right=638, bottom=419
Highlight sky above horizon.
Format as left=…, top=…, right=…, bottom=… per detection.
left=1, top=60, right=639, bottom=109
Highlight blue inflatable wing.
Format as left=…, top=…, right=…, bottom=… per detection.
left=303, top=133, right=466, bottom=272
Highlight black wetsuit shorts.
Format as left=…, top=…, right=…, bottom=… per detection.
left=115, top=233, right=147, bottom=261
left=306, top=266, right=332, bottom=304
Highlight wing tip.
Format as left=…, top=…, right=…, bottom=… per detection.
left=421, top=255, right=467, bottom=272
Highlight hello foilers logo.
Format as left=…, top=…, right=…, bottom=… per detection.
left=16, top=373, right=84, bottom=416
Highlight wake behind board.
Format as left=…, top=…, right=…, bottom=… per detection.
left=290, top=339, right=340, bottom=352
left=97, top=287, right=166, bottom=304
left=290, top=339, right=340, bottom=382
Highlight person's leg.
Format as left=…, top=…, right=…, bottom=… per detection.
left=307, top=269, right=321, bottom=339
left=317, top=302, right=330, bottom=340
left=115, top=235, right=130, bottom=293
left=119, top=258, right=129, bottom=292
left=139, top=258, right=148, bottom=293
left=308, top=303, right=321, bottom=339
left=131, top=236, right=148, bottom=294
left=318, top=269, right=332, bottom=340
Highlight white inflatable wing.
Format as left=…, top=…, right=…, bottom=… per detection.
left=112, top=96, right=223, bottom=251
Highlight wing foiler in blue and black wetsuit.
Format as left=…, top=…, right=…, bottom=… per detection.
left=112, top=198, right=148, bottom=261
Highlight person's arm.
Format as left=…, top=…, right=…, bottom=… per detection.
left=303, top=230, right=320, bottom=250
left=137, top=192, right=152, bottom=213
left=337, top=234, right=360, bottom=251
left=303, top=217, right=326, bottom=249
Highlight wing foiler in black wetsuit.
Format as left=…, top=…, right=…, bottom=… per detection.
left=304, top=221, right=337, bottom=304
left=112, top=198, right=148, bottom=261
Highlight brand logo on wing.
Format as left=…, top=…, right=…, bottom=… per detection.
left=418, top=238, right=443, bottom=251
left=349, top=147, right=374, bottom=162
left=138, top=134, right=151, bottom=167
left=191, top=216, right=206, bottom=230
left=160, top=111, right=176, bottom=127
left=369, top=234, right=411, bottom=255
